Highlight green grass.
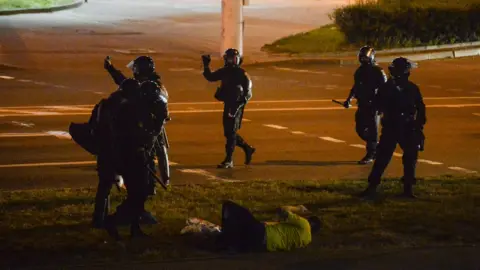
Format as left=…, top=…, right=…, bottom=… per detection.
left=261, top=24, right=353, bottom=55
left=1, top=176, right=480, bottom=268
left=263, top=0, right=480, bottom=54
left=0, top=0, right=75, bottom=10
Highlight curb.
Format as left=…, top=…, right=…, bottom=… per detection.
left=0, top=0, right=83, bottom=16
left=255, top=45, right=480, bottom=66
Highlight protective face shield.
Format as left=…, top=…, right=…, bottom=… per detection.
left=126, top=56, right=155, bottom=76
left=223, top=48, right=242, bottom=66
left=388, top=57, right=418, bottom=79
left=358, top=46, right=375, bottom=65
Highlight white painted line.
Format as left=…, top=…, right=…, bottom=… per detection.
left=473, top=113, right=480, bottom=117
left=0, top=160, right=179, bottom=169
left=319, top=136, right=345, bottom=143
left=393, top=152, right=402, bottom=157
left=272, top=67, right=327, bottom=74
left=349, top=144, right=365, bottom=149
left=418, top=159, right=443, bottom=165
left=2, top=97, right=480, bottom=109
left=45, top=131, right=72, bottom=140
left=168, top=68, right=195, bottom=72
left=0, top=132, right=51, bottom=138
left=448, top=167, right=478, bottom=174
left=34, top=81, right=48, bottom=86
left=0, top=161, right=97, bottom=168
left=242, top=118, right=252, bottom=122
left=263, top=124, right=288, bottom=130
left=291, top=131, right=306, bottom=135
left=53, top=85, right=68, bottom=89
left=17, top=79, right=32, bottom=83
left=332, top=74, right=344, bottom=77
left=10, top=121, right=35, bottom=128
left=178, top=169, right=241, bottom=183
left=446, top=88, right=463, bottom=92
left=428, top=85, right=442, bottom=89
left=0, top=75, right=14, bottom=80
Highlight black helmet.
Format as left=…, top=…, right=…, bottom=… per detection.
left=119, top=78, right=140, bottom=96
left=127, top=56, right=155, bottom=77
left=140, top=81, right=167, bottom=104
left=358, top=46, right=375, bottom=65
left=388, top=57, right=417, bottom=79
left=223, top=48, right=242, bottom=66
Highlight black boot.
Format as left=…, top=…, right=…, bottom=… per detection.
left=358, top=154, right=375, bottom=165
left=217, top=158, right=234, bottom=169
left=104, top=215, right=122, bottom=241
left=397, top=183, right=417, bottom=199
left=244, top=145, right=256, bottom=165
left=130, top=223, right=149, bottom=238
left=358, top=184, right=378, bottom=199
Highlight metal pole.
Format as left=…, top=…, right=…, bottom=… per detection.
left=221, top=0, right=245, bottom=57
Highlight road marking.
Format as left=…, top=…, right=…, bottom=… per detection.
left=448, top=167, right=478, bottom=174
left=446, top=88, right=463, bottom=92
left=332, top=74, right=344, bottom=77
left=0, top=161, right=97, bottom=168
left=10, top=121, right=35, bottom=128
left=45, top=131, right=72, bottom=140
left=1, top=97, right=480, bottom=109
left=242, top=118, right=252, bottom=122
left=473, top=113, right=480, bottom=117
left=319, top=136, right=345, bottom=143
left=0, top=75, right=14, bottom=80
left=0, top=160, right=179, bottom=169
left=349, top=144, right=365, bottom=149
left=428, top=85, right=442, bottom=89
left=34, top=81, right=48, bottom=86
left=263, top=124, right=288, bottom=130
left=0, top=132, right=51, bottom=138
left=325, top=85, right=338, bottom=89
left=418, top=159, right=443, bottom=165
left=178, top=169, right=241, bottom=183
left=291, top=131, right=306, bottom=135
left=168, top=68, right=195, bottom=72
left=17, top=79, right=31, bottom=83
left=272, top=67, right=327, bottom=74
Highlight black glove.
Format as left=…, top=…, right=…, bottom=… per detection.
left=104, top=56, right=112, bottom=70
left=202, top=54, right=211, bottom=67
left=343, top=99, right=351, bottom=109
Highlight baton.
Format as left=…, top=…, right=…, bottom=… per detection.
left=145, top=164, right=169, bottom=190
left=332, top=99, right=351, bottom=108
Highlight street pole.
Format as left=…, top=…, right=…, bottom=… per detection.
left=221, top=0, right=249, bottom=57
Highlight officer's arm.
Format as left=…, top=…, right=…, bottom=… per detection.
left=106, top=65, right=128, bottom=86
left=415, top=85, right=426, bottom=127
left=203, top=66, right=224, bottom=82
left=242, top=71, right=253, bottom=103
left=346, top=69, right=360, bottom=101
left=373, top=83, right=387, bottom=114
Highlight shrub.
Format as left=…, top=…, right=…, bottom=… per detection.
left=332, top=3, right=480, bottom=48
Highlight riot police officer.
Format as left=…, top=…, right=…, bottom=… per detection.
left=360, top=57, right=426, bottom=199
left=202, top=48, right=255, bottom=169
left=105, top=80, right=169, bottom=240
left=104, top=56, right=170, bottom=192
left=344, top=46, right=387, bottom=164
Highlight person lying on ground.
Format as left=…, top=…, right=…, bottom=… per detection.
left=217, top=200, right=321, bottom=252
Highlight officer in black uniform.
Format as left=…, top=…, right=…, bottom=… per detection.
left=104, top=56, right=170, bottom=192
left=360, top=57, right=426, bottom=199
left=344, top=46, right=388, bottom=164
left=105, top=80, right=169, bottom=240
left=89, top=78, right=140, bottom=229
left=201, top=48, right=255, bottom=169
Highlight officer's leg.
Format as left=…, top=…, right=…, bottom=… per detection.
left=360, top=129, right=397, bottom=197
left=355, top=108, right=375, bottom=164
left=398, top=130, right=419, bottom=198
left=128, top=156, right=150, bottom=237
left=92, top=157, right=114, bottom=228
left=234, top=113, right=255, bottom=165
left=219, top=114, right=235, bottom=168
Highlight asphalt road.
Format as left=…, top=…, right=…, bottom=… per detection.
left=0, top=0, right=479, bottom=191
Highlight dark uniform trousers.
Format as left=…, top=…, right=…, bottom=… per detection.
left=92, top=153, right=116, bottom=228
left=367, top=124, right=419, bottom=186
left=355, top=105, right=380, bottom=156
left=223, top=105, right=249, bottom=159
left=110, top=149, right=149, bottom=228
